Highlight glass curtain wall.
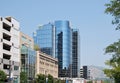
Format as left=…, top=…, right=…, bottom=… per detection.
left=55, top=21, right=72, bottom=77
left=34, top=23, right=55, bottom=58
left=21, top=45, right=36, bottom=82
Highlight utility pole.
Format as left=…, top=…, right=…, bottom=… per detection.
left=9, top=60, right=13, bottom=83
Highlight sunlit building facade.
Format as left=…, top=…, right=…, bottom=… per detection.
left=36, top=51, right=58, bottom=78
left=55, top=21, right=72, bottom=77
left=34, top=20, right=80, bottom=78
left=0, top=17, right=20, bottom=83
left=20, top=32, right=36, bottom=82
left=33, top=23, right=55, bottom=58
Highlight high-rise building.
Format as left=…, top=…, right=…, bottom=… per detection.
left=20, top=32, right=36, bottom=82
left=72, top=29, right=80, bottom=78
left=55, top=21, right=72, bottom=77
left=34, top=20, right=80, bottom=78
left=33, top=23, right=55, bottom=58
left=0, top=17, right=20, bottom=82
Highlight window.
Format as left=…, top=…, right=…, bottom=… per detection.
left=21, top=36, right=27, bottom=41
left=3, top=22, right=11, bottom=31
left=3, top=64, right=10, bottom=70
left=3, top=33, right=11, bottom=41
left=14, top=66, right=19, bottom=70
left=1, top=17, right=2, bottom=21
left=3, top=53, right=11, bottom=60
left=3, top=43, right=11, bottom=51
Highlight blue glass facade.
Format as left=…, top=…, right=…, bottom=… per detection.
left=34, top=23, right=55, bottom=57
left=34, top=21, right=80, bottom=78
left=55, top=21, right=72, bottom=77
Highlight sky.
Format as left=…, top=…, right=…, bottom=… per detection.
left=0, top=0, right=119, bottom=67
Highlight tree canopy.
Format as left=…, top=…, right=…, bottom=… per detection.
left=0, top=70, right=7, bottom=82
left=104, top=40, right=120, bottom=82
left=34, top=44, right=40, bottom=51
left=20, top=72, right=27, bottom=83
left=47, top=74, right=54, bottom=83
left=36, top=74, right=46, bottom=83
left=105, top=0, right=120, bottom=30
left=104, top=0, right=120, bottom=82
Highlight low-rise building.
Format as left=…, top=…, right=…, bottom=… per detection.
left=36, top=51, right=58, bottom=78
left=80, top=66, right=90, bottom=79
left=80, top=66, right=109, bottom=80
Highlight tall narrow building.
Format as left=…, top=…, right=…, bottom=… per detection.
left=0, top=17, right=20, bottom=82
left=55, top=21, right=72, bottom=77
left=72, top=29, right=80, bottom=78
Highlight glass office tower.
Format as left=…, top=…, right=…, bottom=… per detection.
left=33, top=23, right=55, bottom=58
left=55, top=21, right=72, bottom=77
left=72, top=29, right=80, bottom=78
left=34, top=21, right=80, bottom=78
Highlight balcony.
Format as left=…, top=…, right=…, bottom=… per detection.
left=3, top=69, right=9, bottom=75
left=3, top=39, right=12, bottom=46
left=3, top=59, right=10, bottom=65
left=3, top=53, right=11, bottom=60
left=3, top=22, right=11, bottom=32
left=3, top=18, right=12, bottom=27
left=2, top=29, right=11, bottom=36
left=3, top=49, right=12, bottom=56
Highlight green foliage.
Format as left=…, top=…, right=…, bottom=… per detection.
left=20, top=72, right=27, bottom=83
left=104, top=40, right=120, bottom=83
left=105, top=0, right=120, bottom=30
left=0, top=70, right=7, bottom=82
left=54, top=78, right=66, bottom=83
left=105, top=1, right=120, bottom=82
left=35, top=74, right=66, bottom=83
left=34, top=44, right=40, bottom=51
left=61, top=80, right=66, bottom=83
left=36, top=74, right=46, bottom=83
left=54, top=79, right=61, bottom=83
left=103, top=80, right=111, bottom=83
left=47, top=74, right=54, bottom=83
left=87, top=80, right=92, bottom=83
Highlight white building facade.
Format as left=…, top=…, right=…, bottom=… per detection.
left=0, top=17, right=20, bottom=82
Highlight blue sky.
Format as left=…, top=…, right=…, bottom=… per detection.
left=0, top=0, right=119, bottom=67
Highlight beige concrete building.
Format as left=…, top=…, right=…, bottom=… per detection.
left=20, top=32, right=34, bottom=49
left=36, top=51, right=58, bottom=78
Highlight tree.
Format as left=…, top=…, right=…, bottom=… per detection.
left=36, top=74, right=46, bottom=83
left=105, top=0, right=120, bottom=30
left=0, top=70, right=7, bottom=82
left=47, top=74, right=54, bottom=83
left=20, top=72, right=27, bottom=83
left=34, top=44, right=40, bottom=51
left=87, top=80, right=93, bottom=83
left=54, top=79, right=61, bottom=83
left=104, top=40, right=120, bottom=83
left=105, top=0, right=120, bottom=82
